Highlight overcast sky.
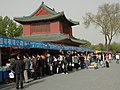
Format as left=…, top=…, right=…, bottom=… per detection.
left=0, top=0, right=120, bottom=44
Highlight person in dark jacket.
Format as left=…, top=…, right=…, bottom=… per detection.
left=38, top=55, right=44, bottom=78
left=32, top=55, right=39, bottom=80
left=23, top=54, right=30, bottom=83
left=80, top=54, right=85, bottom=69
left=13, top=54, right=25, bottom=89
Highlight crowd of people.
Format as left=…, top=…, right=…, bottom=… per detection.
left=8, top=50, right=119, bottom=89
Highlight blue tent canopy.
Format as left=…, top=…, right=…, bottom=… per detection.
left=0, top=36, right=100, bottom=53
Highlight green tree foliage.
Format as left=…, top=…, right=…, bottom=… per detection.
left=80, top=39, right=106, bottom=51
left=91, top=43, right=106, bottom=51
left=83, top=3, right=120, bottom=51
left=0, top=16, right=22, bottom=37
left=80, top=39, right=91, bottom=48
left=110, top=42, right=120, bottom=53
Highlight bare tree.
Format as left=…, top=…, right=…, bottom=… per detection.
left=83, top=3, right=120, bottom=51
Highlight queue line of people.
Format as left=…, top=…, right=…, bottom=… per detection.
left=9, top=51, right=112, bottom=89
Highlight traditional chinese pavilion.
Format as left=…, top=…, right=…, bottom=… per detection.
left=14, top=2, right=85, bottom=46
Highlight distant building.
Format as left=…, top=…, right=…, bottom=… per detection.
left=14, top=2, right=85, bottom=46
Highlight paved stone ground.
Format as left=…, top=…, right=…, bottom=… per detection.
left=0, top=60, right=120, bottom=90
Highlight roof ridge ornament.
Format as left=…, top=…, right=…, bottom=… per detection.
left=53, top=8, right=55, bottom=11
left=42, top=1, right=44, bottom=5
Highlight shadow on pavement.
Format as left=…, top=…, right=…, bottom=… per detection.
left=0, top=79, right=45, bottom=90
left=0, top=83, right=15, bottom=90
left=24, top=80, right=45, bottom=89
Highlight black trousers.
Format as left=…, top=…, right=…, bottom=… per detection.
left=74, top=63, right=79, bottom=70
left=106, top=61, right=109, bottom=68
left=16, top=73, right=23, bottom=88
left=34, top=69, right=38, bottom=80
left=116, top=59, right=119, bottom=64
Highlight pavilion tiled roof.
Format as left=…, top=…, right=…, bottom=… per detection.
left=18, top=33, right=85, bottom=44
left=14, top=2, right=79, bottom=26
left=14, top=12, right=63, bottom=22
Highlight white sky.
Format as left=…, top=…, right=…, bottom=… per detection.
left=0, top=0, right=120, bottom=44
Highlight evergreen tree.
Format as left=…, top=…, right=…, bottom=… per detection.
left=0, top=16, right=22, bottom=37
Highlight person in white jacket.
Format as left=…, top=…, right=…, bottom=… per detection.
left=116, top=54, right=120, bottom=64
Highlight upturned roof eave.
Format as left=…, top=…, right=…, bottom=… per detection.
left=14, top=12, right=79, bottom=26
left=17, top=33, right=85, bottom=45
left=69, top=36, right=86, bottom=44
left=70, top=38, right=86, bottom=44
left=14, top=13, right=63, bottom=24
